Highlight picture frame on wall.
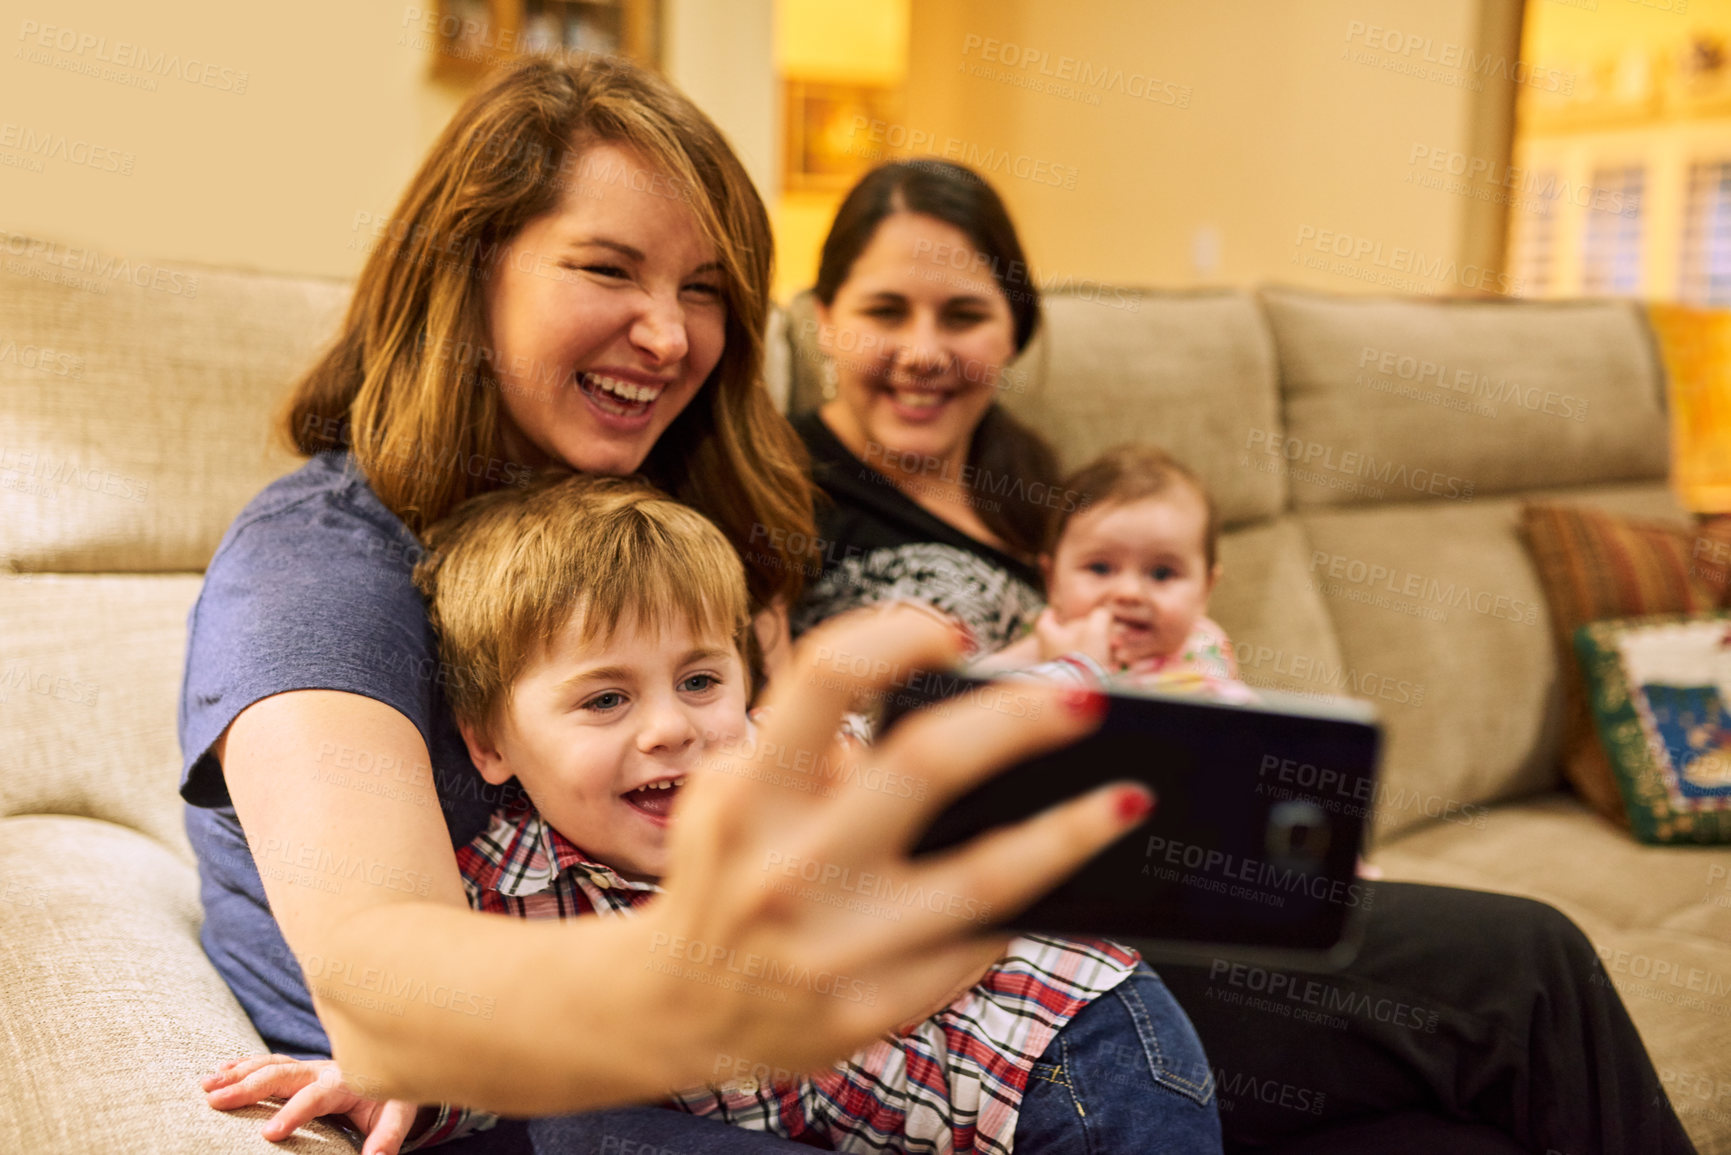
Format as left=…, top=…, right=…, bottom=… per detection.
left=426, top=0, right=660, bottom=82
left=782, top=79, right=903, bottom=192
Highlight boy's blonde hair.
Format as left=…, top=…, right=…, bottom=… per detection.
left=412, top=472, right=750, bottom=734
left=1048, top=445, right=1220, bottom=570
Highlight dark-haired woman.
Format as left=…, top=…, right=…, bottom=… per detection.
left=790, top=158, right=1697, bottom=1155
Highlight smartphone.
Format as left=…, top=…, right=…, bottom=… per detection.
left=881, top=671, right=1383, bottom=969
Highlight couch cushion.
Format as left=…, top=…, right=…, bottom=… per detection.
left=1372, top=795, right=1731, bottom=1155
left=0, top=814, right=350, bottom=1153
left=1010, top=289, right=1285, bottom=526
left=0, top=237, right=346, bottom=573
left=1298, top=482, right=1689, bottom=843
left=779, top=287, right=1286, bottom=527
left=1211, top=518, right=1350, bottom=702
left=0, top=573, right=202, bottom=860
left=1261, top=287, right=1669, bottom=509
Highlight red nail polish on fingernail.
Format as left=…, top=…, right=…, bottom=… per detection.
left=1116, top=787, right=1154, bottom=824
left=1060, top=687, right=1107, bottom=718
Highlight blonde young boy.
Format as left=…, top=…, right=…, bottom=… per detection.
left=205, top=473, right=1219, bottom=1155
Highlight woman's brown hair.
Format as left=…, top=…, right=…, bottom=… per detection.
left=281, top=54, right=814, bottom=610
left=813, top=159, right=1059, bottom=561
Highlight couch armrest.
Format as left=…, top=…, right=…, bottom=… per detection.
left=0, top=814, right=353, bottom=1153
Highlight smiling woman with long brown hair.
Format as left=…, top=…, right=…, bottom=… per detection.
left=180, top=58, right=1149, bottom=1154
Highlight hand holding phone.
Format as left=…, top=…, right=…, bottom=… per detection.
left=882, top=671, right=1383, bottom=968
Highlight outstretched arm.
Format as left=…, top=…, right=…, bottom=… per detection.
left=221, top=604, right=1148, bottom=1113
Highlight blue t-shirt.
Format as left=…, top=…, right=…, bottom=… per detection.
left=178, top=450, right=514, bottom=1058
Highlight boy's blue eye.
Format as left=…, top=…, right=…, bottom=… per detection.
left=680, top=673, right=719, bottom=694
left=583, top=691, right=626, bottom=712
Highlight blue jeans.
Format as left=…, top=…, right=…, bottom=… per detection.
left=1014, top=963, right=1224, bottom=1154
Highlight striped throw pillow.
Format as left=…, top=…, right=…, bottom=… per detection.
left=1520, top=503, right=1731, bottom=826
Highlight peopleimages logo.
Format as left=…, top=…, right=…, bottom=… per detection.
left=1245, top=428, right=1475, bottom=501
left=0, top=123, right=134, bottom=174
left=959, top=34, right=1192, bottom=108
left=1308, top=550, right=1540, bottom=626
left=1143, top=834, right=1373, bottom=910
left=647, top=931, right=878, bottom=1006
left=846, top=117, right=1082, bottom=190
left=1293, top=226, right=1520, bottom=295
left=16, top=20, right=250, bottom=93
left=1358, top=346, right=1590, bottom=422
left=1257, top=755, right=1489, bottom=830
left=1342, top=21, right=1573, bottom=94
left=1407, top=145, right=1638, bottom=219
left=0, top=232, right=199, bottom=297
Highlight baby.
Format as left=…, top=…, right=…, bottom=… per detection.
left=206, top=472, right=1218, bottom=1154
left=981, top=444, right=1244, bottom=697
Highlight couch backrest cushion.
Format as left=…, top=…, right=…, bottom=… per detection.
left=0, top=239, right=347, bottom=573
left=1261, top=287, right=1669, bottom=510
left=779, top=287, right=1286, bottom=527
left=1009, top=289, right=1285, bottom=526
left=1301, top=480, right=1689, bottom=843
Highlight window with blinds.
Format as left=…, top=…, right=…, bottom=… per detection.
left=1679, top=161, right=1731, bottom=306
left=1580, top=165, right=1646, bottom=295
left=1508, top=171, right=1561, bottom=296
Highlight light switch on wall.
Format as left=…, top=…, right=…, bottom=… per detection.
left=1192, top=225, right=1222, bottom=279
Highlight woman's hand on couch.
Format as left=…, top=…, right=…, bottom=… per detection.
left=201, top=1053, right=421, bottom=1154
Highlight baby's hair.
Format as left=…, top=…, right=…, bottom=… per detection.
left=412, top=472, right=751, bottom=735
left=1048, top=445, right=1220, bottom=570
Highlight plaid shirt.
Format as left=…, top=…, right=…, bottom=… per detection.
left=449, top=800, right=1139, bottom=1154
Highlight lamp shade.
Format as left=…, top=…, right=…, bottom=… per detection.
left=1652, top=303, right=1731, bottom=514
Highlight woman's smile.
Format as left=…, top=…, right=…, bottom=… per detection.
left=880, top=381, right=964, bottom=424
left=576, top=368, right=675, bottom=428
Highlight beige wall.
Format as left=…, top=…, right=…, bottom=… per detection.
left=772, top=0, right=910, bottom=299
left=2, top=2, right=465, bottom=279
left=3, top=0, right=1522, bottom=295
left=0, top=0, right=775, bottom=281
left=898, top=0, right=1523, bottom=296
left=664, top=0, right=777, bottom=209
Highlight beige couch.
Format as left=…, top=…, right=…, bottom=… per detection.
left=3, top=238, right=1729, bottom=1153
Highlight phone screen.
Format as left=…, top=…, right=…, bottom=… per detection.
left=886, top=672, right=1382, bottom=965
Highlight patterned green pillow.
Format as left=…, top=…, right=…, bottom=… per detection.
left=1574, top=612, right=1731, bottom=844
